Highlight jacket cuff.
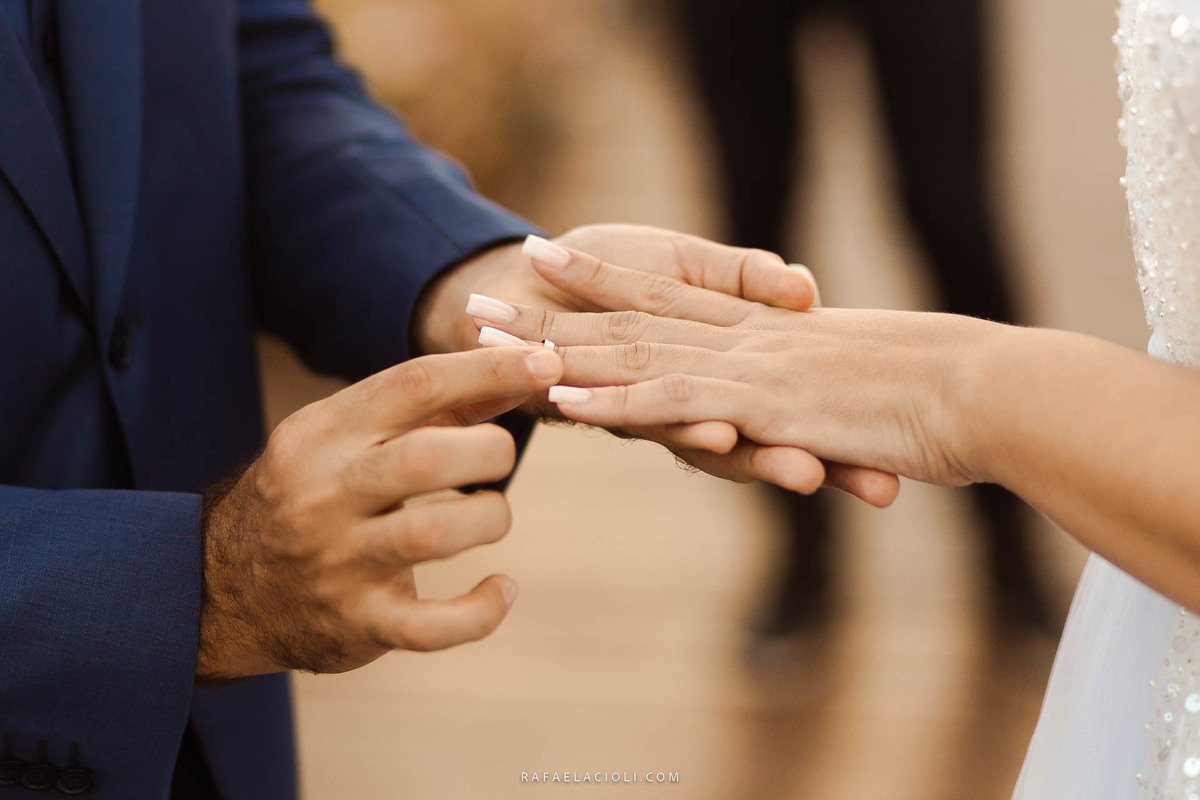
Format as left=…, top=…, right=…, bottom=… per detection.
left=0, top=487, right=203, bottom=797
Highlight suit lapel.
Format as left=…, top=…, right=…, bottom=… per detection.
left=0, top=14, right=91, bottom=314
left=57, top=0, right=143, bottom=340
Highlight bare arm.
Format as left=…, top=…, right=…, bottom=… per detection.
left=965, top=326, right=1200, bottom=608
left=468, top=242, right=1200, bottom=612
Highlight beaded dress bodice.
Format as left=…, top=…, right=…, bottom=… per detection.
left=1119, top=0, right=1200, bottom=367
left=1117, top=1, right=1200, bottom=796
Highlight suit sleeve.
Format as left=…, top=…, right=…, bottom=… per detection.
left=0, top=486, right=202, bottom=797
left=237, top=0, right=541, bottom=381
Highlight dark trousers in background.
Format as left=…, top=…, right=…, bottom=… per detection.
left=672, top=0, right=1056, bottom=637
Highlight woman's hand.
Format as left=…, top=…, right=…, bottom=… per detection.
left=441, top=228, right=889, bottom=500
left=468, top=241, right=1004, bottom=493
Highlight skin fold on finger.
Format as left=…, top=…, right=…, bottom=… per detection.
left=361, top=574, right=517, bottom=653
left=340, top=346, right=561, bottom=435
left=347, top=424, right=516, bottom=509
left=521, top=235, right=758, bottom=327
left=356, top=490, right=513, bottom=567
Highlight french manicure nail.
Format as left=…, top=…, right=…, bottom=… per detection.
left=478, top=326, right=525, bottom=347
left=548, top=385, right=592, bottom=404
left=501, top=578, right=519, bottom=607
left=522, top=234, right=571, bottom=269
left=788, top=263, right=815, bottom=282
left=466, top=293, right=518, bottom=324
left=524, top=350, right=561, bottom=380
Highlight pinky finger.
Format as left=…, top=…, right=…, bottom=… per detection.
left=673, top=441, right=827, bottom=495
left=824, top=463, right=901, bottom=508
left=363, top=574, right=518, bottom=653
left=626, top=421, right=739, bottom=454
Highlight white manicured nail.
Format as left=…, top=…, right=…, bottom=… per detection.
left=522, top=234, right=571, bottom=269
left=789, top=263, right=820, bottom=303
left=466, top=293, right=518, bottom=324
left=548, top=385, right=592, bottom=404
left=789, top=263, right=815, bottom=282
left=478, top=326, right=525, bottom=347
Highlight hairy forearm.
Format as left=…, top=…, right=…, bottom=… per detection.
left=963, top=325, right=1200, bottom=608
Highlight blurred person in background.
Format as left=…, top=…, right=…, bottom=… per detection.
left=668, top=0, right=1059, bottom=646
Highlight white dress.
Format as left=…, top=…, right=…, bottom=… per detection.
left=1013, top=1, right=1200, bottom=797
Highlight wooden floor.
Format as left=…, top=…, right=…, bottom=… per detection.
left=269, top=2, right=1151, bottom=797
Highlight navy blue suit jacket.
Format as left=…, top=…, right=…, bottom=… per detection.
left=0, top=1, right=537, bottom=797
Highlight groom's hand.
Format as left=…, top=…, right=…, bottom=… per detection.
left=196, top=346, right=563, bottom=681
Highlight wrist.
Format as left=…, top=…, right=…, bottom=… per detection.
left=196, top=469, right=273, bottom=681
left=942, top=320, right=1029, bottom=485
left=412, top=241, right=525, bottom=355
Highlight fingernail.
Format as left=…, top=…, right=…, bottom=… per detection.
left=466, top=293, right=518, bottom=324
left=478, top=326, right=525, bottom=347
left=789, top=263, right=815, bottom=283
left=524, top=350, right=561, bottom=380
left=522, top=234, right=571, bottom=269
left=501, top=578, right=519, bottom=607
left=547, top=385, right=592, bottom=404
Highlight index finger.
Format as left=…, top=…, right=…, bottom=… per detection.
left=522, top=235, right=759, bottom=327
left=554, top=226, right=817, bottom=311
left=337, top=347, right=563, bottom=435
left=651, top=230, right=818, bottom=312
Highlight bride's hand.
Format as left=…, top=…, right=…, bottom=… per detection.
left=471, top=242, right=1000, bottom=491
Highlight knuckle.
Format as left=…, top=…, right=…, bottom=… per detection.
left=395, top=360, right=441, bottom=404
left=616, top=341, right=654, bottom=375
left=533, top=308, right=557, bottom=340
left=580, top=254, right=607, bottom=288
left=397, top=432, right=445, bottom=485
left=661, top=373, right=695, bottom=404
left=340, top=451, right=382, bottom=499
left=602, top=310, right=650, bottom=343
left=478, top=424, right=517, bottom=471
left=263, top=415, right=306, bottom=475
left=610, top=384, right=633, bottom=414
left=643, top=274, right=682, bottom=310
left=475, top=492, right=513, bottom=543
left=479, top=348, right=518, bottom=389
left=404, top=511, right=449, bottom=562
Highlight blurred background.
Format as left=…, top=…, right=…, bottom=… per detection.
left=258, top=0, right=1148, bottom=797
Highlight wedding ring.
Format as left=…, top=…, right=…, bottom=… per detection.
left=542, top=339, right=557, bottom=353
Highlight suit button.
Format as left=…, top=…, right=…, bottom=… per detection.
left=56, top=768, right=95, bottom=795
left=108, top=325, right=133, bottom=370
left=21, top=761, right=57, bottom=790
left=0, top=759, right=23, bottom=785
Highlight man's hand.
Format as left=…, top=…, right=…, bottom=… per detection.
left=196, top=346, right=563, bottom=681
